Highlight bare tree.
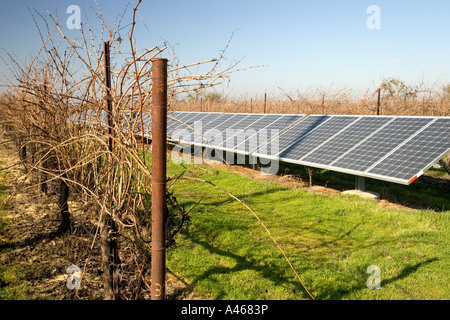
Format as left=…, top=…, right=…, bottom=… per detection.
left=0, top=0, right=246, bottom=300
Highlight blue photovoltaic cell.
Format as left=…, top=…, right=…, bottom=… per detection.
left=278, top=116, right=358, bottom=160
left=227, top=114, right=267, bottom=132
left=168, top=111, right=190, bottom=125
left=330, top=117, right=434, bottom=172
left=254, top=115, right=331, bottom=157
left=301, top=116, right=393, bottom=166
left=196, top=113, right=306, bottom=154
left=169, top=112, right=222, bottom=136
left=196, top=113, right=236, bottom=134
left=219, top=114, right=273, bottom=151
left=167, top=112, right=194, bottom=133
left=233, top=114, right=303, bottom=154
left=198, top=113, right=254, bottom=147
left=367, top=118, right=450, bottom=181
left=203, top=113, right=250, bottom=133
left=171, top=112, right=206, bottom=129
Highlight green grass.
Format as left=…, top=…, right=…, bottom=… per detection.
left=165, top=159, right=450, bottom=300
left=0, top=158, right=38, bottom=300
left=276, top=161, right=450, bottom=211
left=0, top=265, right=38, bottom=300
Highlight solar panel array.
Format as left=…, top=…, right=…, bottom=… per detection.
left=252, top=115, right=450, bottom=185
left=167, top=112, right=306, bottom=155
left=70, top=110, right=450, bottom=185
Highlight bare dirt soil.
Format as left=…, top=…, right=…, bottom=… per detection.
left=0, top=141, right=204, bottom=300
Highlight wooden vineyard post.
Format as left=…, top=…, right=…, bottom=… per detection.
left=264, top=93, right=267, bottom=113
left=101, top=41, right=120, bottom=300
left=377, top=88, right=381, bottom=115
left=104, top=41, right=114, bottom=153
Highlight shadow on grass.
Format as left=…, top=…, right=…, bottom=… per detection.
left=313, top=257, right=439, bottom=300
left=0, top=230, right=60, bottom=252
left=175, top=183, right=289, bottom=218
left=381, top=257, right=439, bottom=287
left=239, top=161, right=450, bottom=212
left=191, top=238, right=313, bottom=300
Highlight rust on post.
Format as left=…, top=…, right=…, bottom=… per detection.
left=151, top=58, right=168, bottom=300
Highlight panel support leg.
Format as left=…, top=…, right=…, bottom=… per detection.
left=342, top=176, right=379, bottom=201
left=355, top=176, right=365, bottom=191
left=439, top=159, right=450, bottom=175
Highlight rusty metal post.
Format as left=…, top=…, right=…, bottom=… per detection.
left=151, top=58, right=168, bottom=300
left=377, top=88, right=381, bottom=115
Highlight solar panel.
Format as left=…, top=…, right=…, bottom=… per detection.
left=70, top=110, right=450, bottom=186
left=169, top=112, right=221, bottom=134
left=193, top=113, right=257, bottom=147
left=221, top=114, right=284, bottom=153
left=191, top=114, right=306, bottom=154
left=166, top=112, right=192, bottom=133
left=122, top=110, right=193, bottom=137
left=366, top=117, right=450, bottom=183
left=277, top=115, right=359, bottom=160
left=252, top=115, right=450, bottom=185
left=330, top=117, right=434, bottom=173
left=167, top=113, right=233, bottom=145
left=169, top=112, right=204, bottom=130
left=253, top=115, right=331, bottom=158
left=168, top=111, right=190, bottom=124
left=211, top=114, right=268, bottom=151
left=168, top=112, right=224, bottom=144
left=301, top=116, right=393, bottom=166
left=203, top=113, right=250, bottom=133
left=231, top=114, right=306, bottom=154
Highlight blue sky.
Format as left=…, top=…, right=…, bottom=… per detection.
left=1, top=0, right=450, bottom=98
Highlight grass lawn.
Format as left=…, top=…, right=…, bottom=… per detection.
left=165, top=158, right=450, bottom=300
